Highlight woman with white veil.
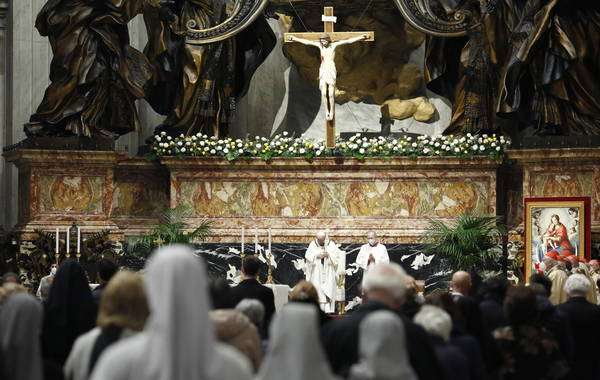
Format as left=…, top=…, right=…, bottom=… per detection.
left=257, top=303, right=339, bottom=380
left=90, top=245, right=252, bottom=380
left=348, top=311, right=417, bottom=380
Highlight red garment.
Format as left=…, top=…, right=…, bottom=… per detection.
left=546, top=223, right=575, bottom=257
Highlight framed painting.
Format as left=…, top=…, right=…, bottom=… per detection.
left=524, top=197, right=591, bottom=282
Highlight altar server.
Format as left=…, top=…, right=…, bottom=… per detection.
left=356, top=232, right=389, bottom=287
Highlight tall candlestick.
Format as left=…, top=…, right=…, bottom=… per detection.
left=241, top=227, right=245, bottom=255
left=254, top=228, right=258, bottom=254
left=55, top=228, right=59, bottom=254
left=77, top=227, right=81, bottom=254
left=268, top=228, right=272, bottom=254
left=66, top=227, right=70, bottom=254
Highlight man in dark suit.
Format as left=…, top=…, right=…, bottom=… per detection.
left=557, top=273, right=600, bottom=380
left=230, top=255, right=276, bottom=336
left=321, top=263, right=444, bottom=380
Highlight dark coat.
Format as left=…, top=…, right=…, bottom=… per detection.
left=557, top=297, right=600, bottom=380
left=229, top=278, right=276, bottom=335
left=321, top=301, right=444, bottom=380
left=430, top=335, right=472, bottom=380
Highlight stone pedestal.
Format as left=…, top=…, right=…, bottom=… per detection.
left=4, top=148, right=500, bottom=244
left=163, top=156, right=499, bottom=243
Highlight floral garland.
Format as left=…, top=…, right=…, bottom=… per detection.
left=151, top=132, right=511, bottom=161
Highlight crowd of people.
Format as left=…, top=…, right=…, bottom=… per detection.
left=1, top=245, right=600, bottom=380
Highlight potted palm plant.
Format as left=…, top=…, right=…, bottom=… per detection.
left=422, top=214, right=507, bottom=275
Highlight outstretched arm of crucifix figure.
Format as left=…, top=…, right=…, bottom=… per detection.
left=331, top=34, right=369, bottom=48
left=287, top=35, right=321, bottom=48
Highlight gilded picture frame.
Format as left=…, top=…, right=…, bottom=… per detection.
left=524, top=197, right=591, bottom=283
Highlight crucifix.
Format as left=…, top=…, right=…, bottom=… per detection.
left=284, top=7, right=375, bottom=148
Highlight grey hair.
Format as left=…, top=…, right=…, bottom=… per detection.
left=235, top=298, right=265, bottom=327
left=362, top=263, right=407, bottom=302
left=413, top=305, right=453, bottom=342
left=564, top=274, right=591, bottom=298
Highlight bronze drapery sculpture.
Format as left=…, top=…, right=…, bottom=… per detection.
left=395, top=0, right=600, bottom=136
left=26, top=0, right=157, bottom=139
left=144, top=0, right=276, bottom=137
left=498, top=0, right=600, bottom=135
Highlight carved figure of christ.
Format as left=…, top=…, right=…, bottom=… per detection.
left=287, top=34, right=369, bottom=121
left=284, top=7, right=374, bottom=147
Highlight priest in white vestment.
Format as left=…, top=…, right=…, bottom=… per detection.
left=305, top=231, right=343, bottom=313
left=356, top=232, right=389, bottom=287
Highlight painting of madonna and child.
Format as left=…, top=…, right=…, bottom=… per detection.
left=525, top=197, right=591, bottom=281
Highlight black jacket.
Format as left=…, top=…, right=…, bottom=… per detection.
left=321, top=300, right=444, bottom=380
left=230, top=278, right=276, bottom=335
left=557, top=297, right=600, bottom=380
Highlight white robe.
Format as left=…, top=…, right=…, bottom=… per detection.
left=305, top=240, right=343, bottom=312
left=356, top=243, right=389, bottom=286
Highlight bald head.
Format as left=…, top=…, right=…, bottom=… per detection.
left=451, top=271, right=472, bottom=296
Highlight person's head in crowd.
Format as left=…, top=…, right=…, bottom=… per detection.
left=566, top=255, right=579, bottom=269
left=504, top=285, right=538, bottom=326
left=97, top=259, right=118, bottom=285
left=236, top=298, right=265, bottom=331
left=530, top=273, right=553, bottom=298
left=426, top=290, right=461, bottom=321
left=542, top=256, right=558, bottom=271
left=2, top=271, right=19, bottom=285
left=362, top=263, right=408, bottom=310
left=1, top=282, right=28, bottom=298
left=349, top=310, right=418, bottom=380
left=210, top=309, right=263, bottom=371
left=479, top=276, right=509, bottom=302
left=589, top=259, right=599, bottom=272
left=289, top=280, right=320, bottom=306
left=414, top=305, right=453, bottom=342
left=451, top=271, right=472, bottom=296
left=209, top=277, right=234, bottom=309
left=97, top=271, right=149, bottom=331
left=564, top=273, right=591, bottom=300
left=241, top=255, right=261, bottom=279
left=257, top=303, right=337, bottom=380
left=0, top=292, right=44, bottom=380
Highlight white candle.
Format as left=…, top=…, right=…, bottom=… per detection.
left=55, top=228, right=59, bottom=254
left=77, top=227, right=81, bottom=254
left=254, top=228, right=258, bottom=254
left=241, top=227, right=245, bottom=254
left=268, top=228, right=272, bottom=254
left=66, top=227, right=70, bottom=254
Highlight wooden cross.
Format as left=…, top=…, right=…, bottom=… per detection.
left=284, top=7, right=375, bottom=148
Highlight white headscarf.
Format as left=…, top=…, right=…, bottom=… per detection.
left=90, top=245, right=252, bottom=380
left=139, top=244, right=216, bottom=380
left=0, top=292, right=44, bottom=380
left=257, top=303, right=339, bottom=380
left=349, top=311, right=417, bottom=380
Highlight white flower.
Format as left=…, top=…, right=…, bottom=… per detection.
left=238, top=149, right=243, bottom=154
left=155, top=135, right=161, bottom=141
left=471, top=145, right=478, bottom=150
left=479, top=145, right=485, bottom=151
left=316, top=150, right=322, bottom=156
left=454, top=147, right=460, bottom=153
left=210, top=149, right=216, bottom=154
left=496, top=146, right=501, bottom=151
left=177, top=141, right=183, bottom=146
left=167, top=136, right=172, bottom=141
left=255, top=143, right=261, bottom=149
left=434, top=142, right=440, bottom=147
left=299, top=148, right=306, bottom=154
left=466, top=133, right=472, bottom=138
left=223, top=148, right=229, bottom=154
left=160, top=131, right=166, bottom=136
left=283, top=131, right=288, bottom=136
left=181, top=147, right=186, bottom=153
left=423, top=148, right=430, bottom=154
left=411, top=143, right=417, bottom=148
